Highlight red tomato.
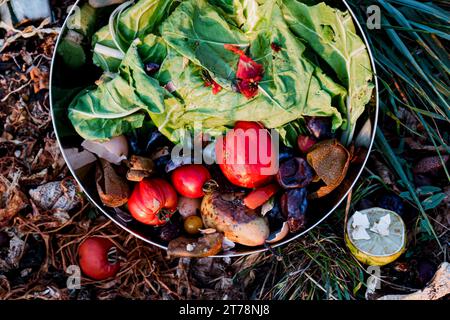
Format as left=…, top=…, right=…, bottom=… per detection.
left=171, top=165, right=211, bottom=198
left=244, top=184, right=279, bottom=209
left=128, top=178, right=178, bottom=226
left=78, top=237, right=120, bottom=280
left=216, top=121, right=276, bottom=188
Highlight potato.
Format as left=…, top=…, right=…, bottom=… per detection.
left=201, top=192, right=269, bottom=246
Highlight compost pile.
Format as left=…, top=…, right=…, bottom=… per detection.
left=0, top=0, right=449, bottom=300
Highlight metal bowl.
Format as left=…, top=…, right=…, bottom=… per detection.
left=50, top=0, right=379, bottom=257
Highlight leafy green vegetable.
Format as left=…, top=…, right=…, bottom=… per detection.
left=68, top=41, right=167, bottom=141
left=248, top=0, right=345, bottom=134
left=57, top=3, right=97, bottom=69
left=92, top=25, right=122, bottom=71
left=208, top=0, right=259, bottom=30
left=66, top=2, right=97, bottom=37
left=118, top=0, right=173, bottom=41
left=281, top=0, right=374, bottom=145
left=66, top=0, right=374, bottom=148
left=160, top=0, right=249, bottom=89
left=92, top=0, right=173, bottom=71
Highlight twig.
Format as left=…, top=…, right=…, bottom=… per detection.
left=1, top=80, right=31, bottom=102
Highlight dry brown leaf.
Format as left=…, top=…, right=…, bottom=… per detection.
left=0, top=176, right=28, bottom=227
left=29, top=66, right=49, bottom=93
left=29, top=178, right=82, bottom=211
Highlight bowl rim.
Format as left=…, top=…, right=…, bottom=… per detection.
left=50, top=0, right=379, bottom=258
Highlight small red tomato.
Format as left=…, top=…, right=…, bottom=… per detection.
left=244, top=184, right=279, bottom=209
left=297, top=135, right=316, bottom=154
left=216, top=121, right=276, bottom=188
left=171, top=165, right=211, bottom=198
left=128, top=178, right=178, bottom=226
left=78, top=237, right=120, bottom=280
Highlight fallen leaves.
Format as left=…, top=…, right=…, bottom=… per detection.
left=0, top=18, right=60, bottom=53
left=0, top=175, right=28, bottom=227
left=29, top=177, right=83, bottom=211
left=29, top=66, right=49, bottom=93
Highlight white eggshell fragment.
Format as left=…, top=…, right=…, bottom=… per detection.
left=82, top=135, right=129, bottom=165
left=266, top=222, right=290, bottom=244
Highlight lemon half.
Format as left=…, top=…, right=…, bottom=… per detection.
left=345, top=208, right=406, bottom=266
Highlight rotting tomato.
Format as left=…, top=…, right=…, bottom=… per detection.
left=171, top=164, right=211, bottom=198
left=216, top=121, right=276, bottom=188
left=224, top=44, right=264, bottom=99
left=128, top=178, right=178, bottom=226
left=78, top=237, right=120, bottom=281
left=204, top=77, right=223, bottom=95
left=244, top=184, right=279, bottom=209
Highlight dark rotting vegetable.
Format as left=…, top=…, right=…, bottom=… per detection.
left=278, top=145, right=295, bottom=162
left=276, top=157, right=314, bottom=189
left=281, top=188, right=308, bottom=233
left=145, top=62, right=160, bottom=76
left=305, top=117, right=333, bottom=140
left=157, top=219, right=181, bottom=242
left=266, top=197, right=285, bottom=231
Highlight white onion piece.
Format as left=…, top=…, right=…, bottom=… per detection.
left=82, top=135, right=128, bottom=165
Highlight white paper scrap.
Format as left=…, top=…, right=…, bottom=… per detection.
left=352, top=211, right=370, bottom=229
left=352, top=226, right=371, bottom=240
left=370, top=214, right=391, bottom=236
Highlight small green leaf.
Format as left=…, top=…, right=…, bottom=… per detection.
left=416, top=186, right=441, bottom=196
left=419, top=217, right=434, bottom=236
left=399, top=191, right=413, bottom=201
left=422, top=193, right=446, bottom=210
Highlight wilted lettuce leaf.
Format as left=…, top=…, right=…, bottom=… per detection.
left=68, top=0, right=373, bottom=148
left=138, top=34, right=168, bottom=65
left=160, top=0, right=249, bottom=89
left=208, top=0, right=259, bottom=30
left=92, top=0, right=173, bottom=72
left=118, top=0, right=173, bottom=41
left=92, top=25, right=122, bottom=71
left=281, top=0, right=374, bottom=144
left=68, top=42, right=166, bottom=141
left=248, top=0, right=345, bottom=133
left=153, top=0, right=345, bottom=144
